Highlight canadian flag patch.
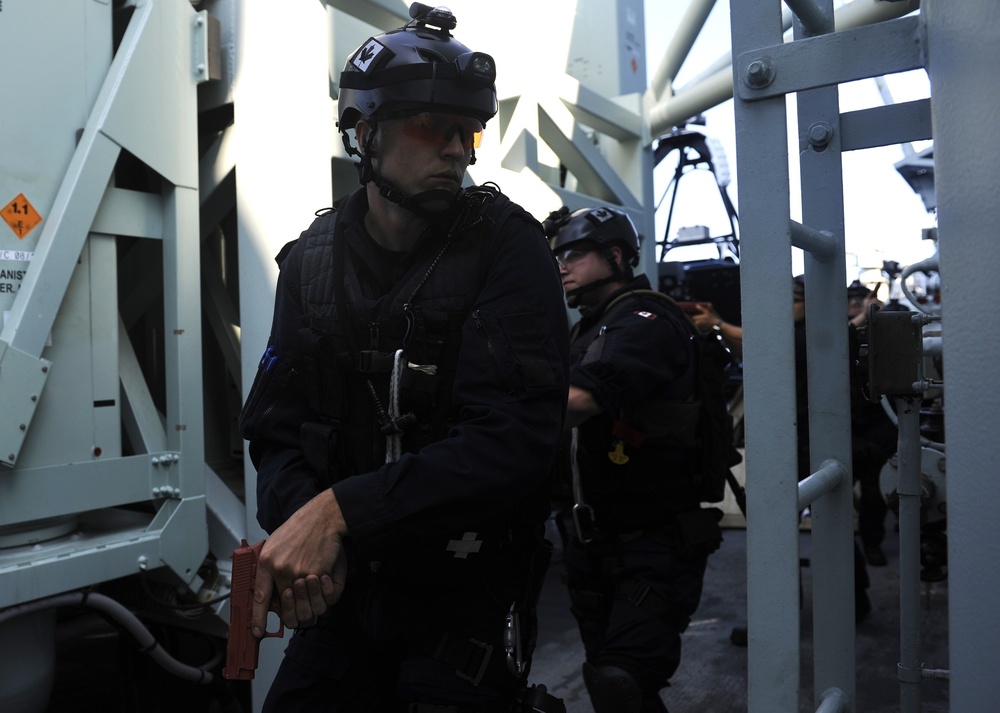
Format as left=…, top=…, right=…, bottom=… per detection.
left=635, top=310, right=657, bottom=319
left=351, top=38, right=387, bottom=73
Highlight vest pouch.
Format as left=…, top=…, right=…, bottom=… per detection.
left=401, top=305, right=452, bottom=367
left=398, top=362, right=441, bottom=420
left=629, top=399, right=701, bottom=450
left=673, top=507, right=723, bottom=559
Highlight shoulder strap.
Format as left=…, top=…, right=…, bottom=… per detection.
left=454, top=183, right=532, bottom=292
left=296, top=208, right=363, bottom=351
left=297, top=209, right=339, bottom=307
left=601, top=288, right=698, bottom=335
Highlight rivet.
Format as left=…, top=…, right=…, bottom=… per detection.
left=807, top=121, right=834, bottom=148
left=744, top=59, right=775, bottom=89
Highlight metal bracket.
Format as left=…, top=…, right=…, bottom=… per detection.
left=192, top=10, right=221, bottom=84
left=737, top=15, right=923, bottom=101
left=0, top=342, right=52, bottom=467
left=150, top=451, right=182, bottom=498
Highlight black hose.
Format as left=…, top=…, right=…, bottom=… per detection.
left=0, top=591, right=216, bottom=684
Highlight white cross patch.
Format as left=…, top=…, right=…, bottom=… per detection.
left=446, top=532, right=483, bottom=559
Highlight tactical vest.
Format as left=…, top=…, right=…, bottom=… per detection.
left=295, top=185, right=525, bottom=483
left=571, top=288, right=703, bottom=526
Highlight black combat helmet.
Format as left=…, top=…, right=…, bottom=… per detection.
left=545, top=206, right=641, bottom=268
left=847, top=279, right=871, bottom=299
left=543, top=206, right=642, bottom=307
left=338, top=3, right=498, bottom=150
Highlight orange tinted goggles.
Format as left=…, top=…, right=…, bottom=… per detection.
left=402, top=112, right=484, bottom=150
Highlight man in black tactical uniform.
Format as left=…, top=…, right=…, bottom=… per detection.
left=545, top=206, right=722, bottom=713
left=239, top=5, right=570, bottom=711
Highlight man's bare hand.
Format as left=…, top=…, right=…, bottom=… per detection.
left=251, top=489, right=349, bottom=635
left=689, top=303, right=722, bottom=332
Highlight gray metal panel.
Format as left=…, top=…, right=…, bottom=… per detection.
left=160, top=183, right=207, bottom=472
left=736, top=16, right=923, bottom=101
left=840, top=99, right=932, bottom=152
left=562, top=78, right=643, bottom=142
left=729, top=2, right=803, bottom=709
left=2, top=93, right=119, bottom=361
left=567, top=0, right=646, bottom=97
left=92, top=188, right=166, bottom=239
left=205, top=465, right=248, bottom=558
left=99, top=2, right=200, bottom=190
left=0, top=346, right=50, bottom=467
left=0, top=510, right=158, bottom=607
left=119, top=317, right=168, bottom=455
left=793, top=3, right=858, bottom=705
left=150, top=496, right=210, bottom=587
left=88, top=235, right=123, bottom=462
left=0, top=0, right=117, bottom=470
left=0, top=455, right=177, bottom=527
left=537, top=100, right=642, bottom=207
left=925, top=1, right=1000, bottom=709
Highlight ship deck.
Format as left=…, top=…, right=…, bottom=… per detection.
left=530, top=523, right=950, bottom=712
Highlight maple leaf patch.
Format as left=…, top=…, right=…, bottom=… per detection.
left=352, top=38, right=386, bottom=73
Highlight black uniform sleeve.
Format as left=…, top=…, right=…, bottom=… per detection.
left=242, top=237, right=326, bottom=534
left=570, top=304, right=692, bottom=416
left=331, top=213, right=570, bottom=559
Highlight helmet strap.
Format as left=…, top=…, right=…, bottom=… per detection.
left=376, top=181, right=458, bottom=220
left=565, top=251, right=630, bottom=308
left=601, top=247, right=634, bottom=282
left=565, top=274, right=621, bottom=309
left=354, top=122, right=380, bottom=185
left=341, top=130, right=361, bottom=159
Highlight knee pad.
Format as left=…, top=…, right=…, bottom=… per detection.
left=582, top=662, right=642, bottom=713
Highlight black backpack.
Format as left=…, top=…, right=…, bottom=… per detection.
left=603, top=290, right=743, bottom=504
left=690, top=322, right=744, bottom=503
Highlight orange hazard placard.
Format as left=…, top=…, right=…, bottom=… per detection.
left=2, top=193, right=43, bottom=239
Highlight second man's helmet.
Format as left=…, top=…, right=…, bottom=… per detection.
left=545, top=206, right=641, bottom=268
